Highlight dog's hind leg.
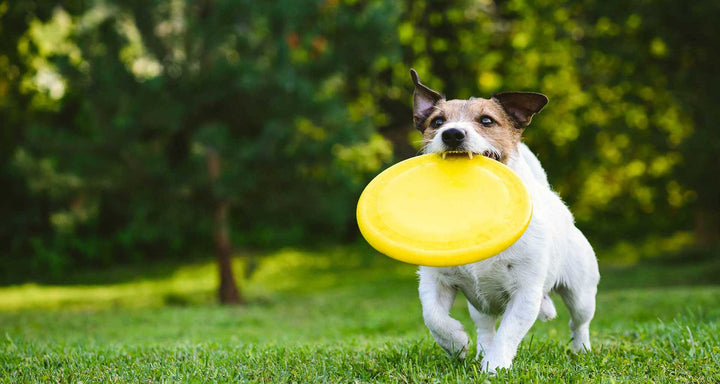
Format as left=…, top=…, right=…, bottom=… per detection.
left=557, top=283, right=596, bottom=353
left=418, top=267, right=470, bottom=359
left=557, top=236, right=599, bottom=353
left=467, top=301, right=496, bottom=359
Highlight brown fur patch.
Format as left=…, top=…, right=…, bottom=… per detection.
left=421, top=98, right=523, bottom=164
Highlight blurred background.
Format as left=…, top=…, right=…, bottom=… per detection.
left=1, top=0, right=718, bottom=305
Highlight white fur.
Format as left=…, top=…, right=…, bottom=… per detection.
left=419, top=140, right=600, bottom=373
left=426, top=123, right=502, bottom=159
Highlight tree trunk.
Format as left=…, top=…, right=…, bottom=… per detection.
left=694, top=208, right=720, bottom=247
left=206, top=149, right=242, bottom=305
left=215, top=201, right=242, bottom=304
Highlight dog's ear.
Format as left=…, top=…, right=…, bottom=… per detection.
left=410, top=69, right=444, bottom=132
left=492, top=92, right=548, bottom=128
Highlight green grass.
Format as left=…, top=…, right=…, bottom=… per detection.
left=1, top=244, right=719, bottom=383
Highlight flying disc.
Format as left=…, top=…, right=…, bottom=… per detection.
left=356, top=153, right=532, bottom=267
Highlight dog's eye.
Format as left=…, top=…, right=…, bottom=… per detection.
left=430, top=117, right=445, bottom=129
left=479, top=116, right=495, bottom=127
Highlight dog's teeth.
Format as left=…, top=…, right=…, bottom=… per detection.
left=442, top=152, right=447, bottom=160
left=468, top=152, right=473, bottom=159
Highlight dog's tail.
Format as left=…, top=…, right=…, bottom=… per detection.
left=537, top=294, right=557, bottom=322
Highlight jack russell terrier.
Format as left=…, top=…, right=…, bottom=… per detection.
left=411, top=69, right=600, bottom=372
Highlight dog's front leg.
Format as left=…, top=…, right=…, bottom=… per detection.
left=418, top=267, right=470, bottom=359
left=467, top=301, right=496, bottom=359
left=480, top=286, right=543, bottom=372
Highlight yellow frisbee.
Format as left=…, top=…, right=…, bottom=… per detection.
left=356, top=153, right=532, bottom=267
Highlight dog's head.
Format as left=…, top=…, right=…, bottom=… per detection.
left=411, top=69, right=548, bottom=164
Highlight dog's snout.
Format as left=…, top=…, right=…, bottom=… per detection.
left=441, top=128, right=466, bottom=148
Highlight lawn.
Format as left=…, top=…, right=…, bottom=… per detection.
left=1, top=244, right=719, bottom=383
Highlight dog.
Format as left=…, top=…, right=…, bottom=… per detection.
left=410, top=69, right=600, bottom=372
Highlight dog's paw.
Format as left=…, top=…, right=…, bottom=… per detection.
left=571, top=339, right=591, bottom=353
left=537, top=294, right=557, bottom=322
left=480, top=355, right=512, bottom=374
left=569, top=320, right=591, bottom=353
left=429, top=319, right=470, bottom=359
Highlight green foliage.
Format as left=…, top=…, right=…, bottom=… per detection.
left=1, top=0, right=718, bottom=280
left=0, top=1, right=398, bottom=280
left=358, top=0, right=719, bottom=245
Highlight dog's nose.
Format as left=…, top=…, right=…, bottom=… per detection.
left=441, top=128, right=466, bottom=148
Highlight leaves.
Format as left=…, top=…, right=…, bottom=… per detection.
left=1, top=0, right=718, bottom=280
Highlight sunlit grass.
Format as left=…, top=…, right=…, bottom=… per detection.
left=0, top=244, right=414, bottom=311
left=0, top=261, right=219, bottom=310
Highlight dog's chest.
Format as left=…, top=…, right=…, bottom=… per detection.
left=436, top=260, right=516, bottom=315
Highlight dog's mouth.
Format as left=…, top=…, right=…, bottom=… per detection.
left=441, top=150, right=500, bottom=161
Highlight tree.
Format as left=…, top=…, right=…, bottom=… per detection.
left=1, top=0, right=395, bottom=292
left=1, top=0, right=717, bottom=286
left=362, top=0, right=718, bottom=250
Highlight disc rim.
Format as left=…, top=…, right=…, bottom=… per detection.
left=356, top=153, right=532, bottom=267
